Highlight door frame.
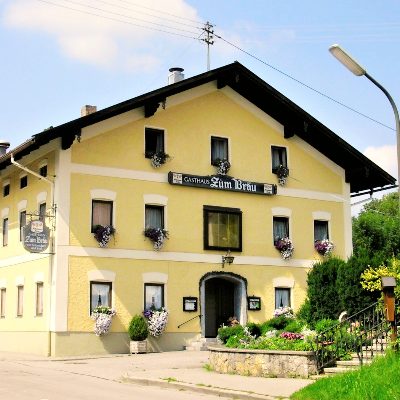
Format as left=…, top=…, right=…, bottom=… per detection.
left=199, top=271, right=248, bottom=337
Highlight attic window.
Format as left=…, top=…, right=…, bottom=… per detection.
left=20, top=175, right=28, bottom=189
left=211, top=136, right=229, bottom=166
left=145, top=128, right=164, bottom=158
left=3, top=184, right=10, bottom=197
left=39, top=165, right=47, bottom=178
left=271, top=146, right=287, bottom=173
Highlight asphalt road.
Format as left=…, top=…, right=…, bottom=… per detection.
left=0, top=359, right=226, bottom=400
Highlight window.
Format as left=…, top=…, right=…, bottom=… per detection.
left=90, top=282, right=112, bottom=313
left=145, top=205, right=164, bottom=229
left=144, top=283, right=164, bottom=310
left=2, top=218, right=8, bottom=247
left=91, top=200, right=113, bottom=232
left=0, top=288, right=5, bottom=318
left=211, top=136, right=228, bottom=165
left=19, top=211, right=26, bottom=241
left=39, top=203, right=46, bottom=222
left=3, top=184, right=10, bottom=197
left=36, top=283, right=44, bottom=316
left=314, top=220, right=329, bottom=241
left=275, top=288, right=291, bottom=309
left=20, top=175, right=28, bottom=189
left=204, top=206, right=242, bottom=251
left=145, top=128, right=164, bottom=158
left=39, top=165, right=48, bottom=178
left=273, top=216, right=289, bottom=242
left=271, top=146, right=287, bottom=173
left=17, top=286, right=24, bottom=317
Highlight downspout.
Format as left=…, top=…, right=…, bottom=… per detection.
left=11, top=153, right=56, bottom=356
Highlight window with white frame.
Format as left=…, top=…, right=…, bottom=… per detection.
left=17, top=285, right=24, bottom=317
left=145, top=128, right=165, bottom=158
left=19, top=211, right=26, bottom=241
left=314, top=220, right=329, bottom=241
left=275, top=288, right=291, bottom=309
left=144, top=283, right=164, bottom=310
left=39, top=202, right=46, bottom=222
left=3, top=183, right=10, bottom=197
left=271, top=146, right=287, bottom=173
left=273, top=216, right=289, bottom=242
left=145, top=205, right=164, bottom=229
left=0, top=288, right=5, bottom=318
left=2, top=218, right=8, bottom=247
left=36, top=282, right=44, bottom=316
left=90, top=281, right=112, bottom=313
left=91, top=200, right=113, bottom=232
left=211, top=136, right=228, bottom=165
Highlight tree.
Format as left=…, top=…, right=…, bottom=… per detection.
left=352, top=192, right=400, bottom=261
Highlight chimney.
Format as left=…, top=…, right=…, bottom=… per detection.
left=81, top=105, right=97, bottom=117
left=0, top=140, right=10, bottom=157
left=168, top=67, right=184, bottom=85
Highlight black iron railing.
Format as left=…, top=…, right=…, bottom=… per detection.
left=314, top=302, right=393, bottom=372
left=177, top=314, right=201, bottom=329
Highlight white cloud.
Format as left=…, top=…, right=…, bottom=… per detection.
left=2, top=0, right=200, bottom=71
left=364, top=144, right=398, bottom=179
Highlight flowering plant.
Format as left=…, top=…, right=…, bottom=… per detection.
left=314, top=239, right=334, bottom=256
left=274, top=237, right=294, bottom=259
left=215, top=159, right=231, bottom=175
left=143, top=308, right=169, bottom=337
left=273, top=306, right=294, bottom=318
left=276, top=165, right=289, bottom=186
left=91, top=306, right=116, bottom=336
left=150, top=151, right=170, bottom=168
left=93, top=225, right=115, bottom=248
left=280, top=332, right=304, bottom=340
left=144, top=228, right=169, bottom=251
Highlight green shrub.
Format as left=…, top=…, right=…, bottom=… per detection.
left=246, top=336, right=313, bottom=351
left=246, top=322, right=261, bottom=337
left=284, top=320, right=303, bottom=333
left=217, top=325, right=244, bottom=344
left=225, top=333, right=245, bottom=348
left=128, top=314, right=149, bottom=341
left=296, top=298, right=312, bottom=326
left=263, top=315, right=291, bottom=331
left=315, top=318, right=338, bottom=334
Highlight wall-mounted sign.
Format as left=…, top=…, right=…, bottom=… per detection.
left=183, top=297, right=198, bottom=312
left=247, top=296, right=261, bottom=311
left=168, top=172, right=277, bottom=196
left=22, top=220, right=50, bottom=253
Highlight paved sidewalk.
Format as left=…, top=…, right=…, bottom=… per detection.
left=0, top=351, right=313, bottom=399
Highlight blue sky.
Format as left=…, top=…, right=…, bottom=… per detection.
left=0, top=0, right=399, bottom=194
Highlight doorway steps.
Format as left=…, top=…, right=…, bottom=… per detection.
left=185, top=337, right=217, bottom=351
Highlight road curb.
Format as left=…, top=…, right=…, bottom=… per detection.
left=121, top=375, right=287, bottom=400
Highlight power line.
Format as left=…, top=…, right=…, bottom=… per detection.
left=214, top=33, right=396, bottom=132
left=36, top=0, right=200, bottom=39
left=54, top=0, right=200, bottom=35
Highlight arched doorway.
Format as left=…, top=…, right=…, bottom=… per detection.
left=199, top=272, right=247, bottom=338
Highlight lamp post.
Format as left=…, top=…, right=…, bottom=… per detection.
left=329, top=44, right=400, bottom=208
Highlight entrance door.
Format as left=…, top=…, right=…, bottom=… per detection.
left=204, top=278, right=234, bottom=337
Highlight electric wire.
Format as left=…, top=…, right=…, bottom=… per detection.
left=36, top=0, right=200, bottom=39
left=215, top=33, right=396, bottom=132
left=53, top=0, right=200, bottom=35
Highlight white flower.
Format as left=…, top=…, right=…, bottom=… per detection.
left=91, top=307, right=116, bottom=336
left=145, top=308, right=169, bottom=337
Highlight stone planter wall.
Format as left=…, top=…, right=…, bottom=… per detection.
left=208, top=345, right=317, bottom=378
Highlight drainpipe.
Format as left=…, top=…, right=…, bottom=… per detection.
left=10, top=153, right=56, bottom=356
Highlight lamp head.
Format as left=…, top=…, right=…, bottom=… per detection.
left=329, top=44, right=366, bottom=76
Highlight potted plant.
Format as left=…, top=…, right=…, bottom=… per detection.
left=128, top=314, right=149, bottom=354
left=91, top=306, right=116, bottom=336
left=215, top=158, right=231, bottom=175
left=276, top=165, right=289, bottom=186
left=144, top=228, right=169, bottom=251
left=143, top=308, right=169, bottom=337
left=149, top=151, right=170, bottom=168
left=314, top=239, right=334, bottom=256
left=274, top=237, right=294, bottom=260
left=93, top=225, right=115, bottom=248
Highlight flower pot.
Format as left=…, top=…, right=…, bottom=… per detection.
left=130, top=340, right=148, bottom=354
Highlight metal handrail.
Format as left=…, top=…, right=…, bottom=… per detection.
left=177, top=314, right=201, bottom=329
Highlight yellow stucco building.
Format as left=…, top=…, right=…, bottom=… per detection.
left=0, top=63, right=395, bottom=356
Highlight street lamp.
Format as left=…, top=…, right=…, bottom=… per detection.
left=329, top=44, right=400, bottom=207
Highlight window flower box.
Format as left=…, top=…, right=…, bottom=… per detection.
left=144, top=228, right=169, bottom=251
left=215, top=158, right=231, bottom=175
left=314, top=239, right=334, bottom=256
left=274, top=237, right=294, bottom=260
left=276, top=165, right=289, bottom=186
left=93, top=225, right=115, bottom=248
left=149, top=151, right=170, bottom=168
left=143, top=308, right=169, bottom=337
left=91, top=306, right=116, bottom=336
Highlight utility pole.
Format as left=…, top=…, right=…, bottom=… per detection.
left=202, top=21, right=214, bottom=71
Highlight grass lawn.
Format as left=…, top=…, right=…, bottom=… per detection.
left=291, top=351, right=400, bottom=400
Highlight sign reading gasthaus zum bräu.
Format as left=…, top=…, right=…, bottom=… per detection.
left=23, top=220, right=50, bottom=253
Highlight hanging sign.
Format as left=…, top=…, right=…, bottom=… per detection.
left=168, top=172, right=277, bottom=196
left=23, top=220, right=50, bottom=253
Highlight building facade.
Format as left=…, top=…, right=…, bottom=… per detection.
left=0, top=63, right=395, bottom=356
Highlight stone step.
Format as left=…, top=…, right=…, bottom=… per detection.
left=185, top=337, right=217, bottom=351
left=336, top=359, right=371, bottom=368
left=324, top=366, right=358, bottom=375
